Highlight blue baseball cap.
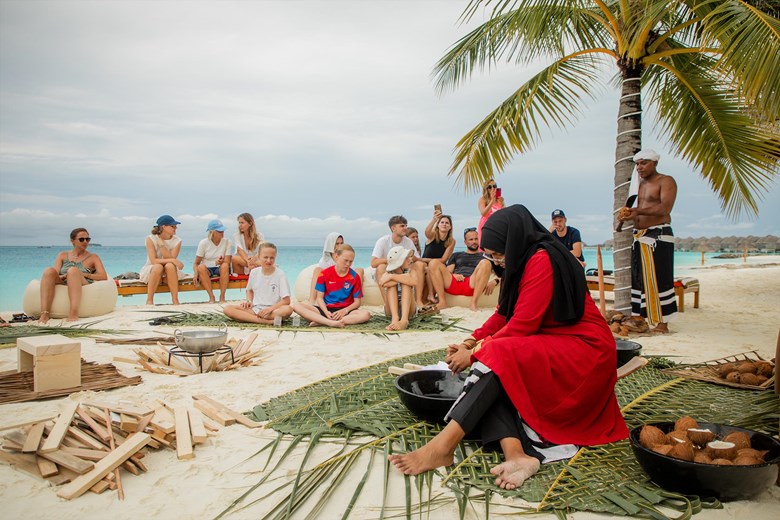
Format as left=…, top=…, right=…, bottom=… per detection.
left=156, top=215, right=181, bottom=226
left=206, top=219, right=225, bottom=232
left=551, top=209, right=566, bottom=219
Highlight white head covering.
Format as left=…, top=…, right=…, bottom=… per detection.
left=387, top=246, right=413, bottom=271
left=633, top=149, right=660, bottom=162
left=319, top=232, right=342, bottom=266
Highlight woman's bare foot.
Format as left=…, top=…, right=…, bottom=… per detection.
left=490, top=455, right=540, bottom=490
left=38, top=311, right=50, bottom=324
left=145, top=299, right=154, bottom=305
left=386, top=319, right=400, bottom=331
left=67, top=316, right=79, bottom=322
left=207, top=298, right=216, bottom=304
left=172, top=298, right=180, bottom=305
left=388, top=443, right=454, bottom=475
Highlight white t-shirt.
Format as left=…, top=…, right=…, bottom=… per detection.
left=196, top=237, right=231, bottom=268
left=371, top=234, right=420, bottom=260
left=247, top=267, right=290, bottom=311
left=232, top=232, right=263, bottom=257
left=139, top=235, right=184, bottom=282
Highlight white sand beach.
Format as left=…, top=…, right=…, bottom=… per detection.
left=0, top=257, right=778, bottom=519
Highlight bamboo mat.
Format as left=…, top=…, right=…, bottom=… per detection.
left=0, top=360, right=142, bottom=404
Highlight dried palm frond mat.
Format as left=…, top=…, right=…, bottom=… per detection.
left=223, top=352, right=779, bottom=520
left=137, top=310, right=469, bottom=335
left=0, top=360, right=142, bottom=404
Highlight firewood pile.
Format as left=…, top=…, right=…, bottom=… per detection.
left=113, top=333, right=268, bottom=375
left=0, top=395, right=262, bottom=500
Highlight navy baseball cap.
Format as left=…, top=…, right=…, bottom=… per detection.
left=156, top=215, right=181, bottom=226
left=551, top=209, right=566, bottom=219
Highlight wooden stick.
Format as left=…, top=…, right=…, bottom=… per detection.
left=56, top=432, right=150, bottom=500
left=104, top=408, right=124, bottom=500
left=22, top=422, right=45, bottom=453
left=174, top=406, right=194, bottom=460
left=40, top=401, right=79, bottom=453
left=77, top=405, right=111, bottom=442
left=192, top=395, right=262, bottom=428
left=36, top=456, right=59, bottom=478
left=188, top=408, right=207, bottom=444
left=597, top=245, right=606, bottom=317
left=192, top=399, right=234, bottom=426
left=37, top=449, right=94, bottom=474
left=0, top=414, right=57, bottom=431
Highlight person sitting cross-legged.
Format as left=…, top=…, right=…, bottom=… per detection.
left=293, top=244, right=371, bottom=328
left=427, top=227, right=499, bottom=312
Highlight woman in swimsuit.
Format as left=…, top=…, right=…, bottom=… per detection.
left=38, top=228, right=107, bottom=323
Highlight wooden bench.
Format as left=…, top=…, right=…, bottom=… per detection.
left=586, top=276, right=700, bottom=312
left=116, top=277, right=248, bottom=297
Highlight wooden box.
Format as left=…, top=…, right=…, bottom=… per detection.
left=17, top=334, right=81, bottom=393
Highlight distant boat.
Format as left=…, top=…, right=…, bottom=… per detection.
left=91, top=243, right=103, bottom=247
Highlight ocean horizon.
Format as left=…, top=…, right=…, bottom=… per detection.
left=0, top=245, right=768, bottom=313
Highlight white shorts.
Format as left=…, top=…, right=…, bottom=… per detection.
left=139, top=264, right=185, bottom=283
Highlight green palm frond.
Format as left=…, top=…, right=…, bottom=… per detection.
left=448, top=53, right=611, bottom=188
left=0, top=322, right=130, bottom=348
left=692, top=0, right=780, bottom=117
left=644, top=53, right=779, bottom=216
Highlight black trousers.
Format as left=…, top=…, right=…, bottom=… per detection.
left=446, top=370, right=543, bottom=461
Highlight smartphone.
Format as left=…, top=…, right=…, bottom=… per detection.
left=495, top=188, right=502, bottom=198
left=434, top=204, right=442, bottom=213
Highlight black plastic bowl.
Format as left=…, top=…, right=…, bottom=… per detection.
left=395, top=370, right=466, bottom=424
left=616, top=340, right=642, bottom=367
left=629, top=421, right=780, bottom=501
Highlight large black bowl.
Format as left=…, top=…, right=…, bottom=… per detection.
left=630, top=422, right=780, bottom=501
left=395, top=370, right=466, bottom=424
left=616, top=339, right=642, bottom=367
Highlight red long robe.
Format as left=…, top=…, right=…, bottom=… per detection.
left=472, top=250, right=628, bottom=446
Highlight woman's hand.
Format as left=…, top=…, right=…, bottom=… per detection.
left=445, top=343, right=472, bottom=374
left=240, top=300, right=252, bottom=309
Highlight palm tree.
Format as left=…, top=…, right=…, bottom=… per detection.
left=434, top=0, right=780, bottom=312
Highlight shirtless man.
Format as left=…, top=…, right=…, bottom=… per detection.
left=618, top=149, right=678, bottom=333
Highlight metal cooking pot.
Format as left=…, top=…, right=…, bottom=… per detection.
left=173, top=323, right=228, bottom=354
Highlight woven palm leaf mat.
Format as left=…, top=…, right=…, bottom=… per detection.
left=138, top=309, right=467, bottom=334
left=244, top=352, right=779, bottom=519
left=0, top=359, right=143, bottom=404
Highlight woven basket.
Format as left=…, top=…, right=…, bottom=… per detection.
left=662, top=351, right=774, bottom=391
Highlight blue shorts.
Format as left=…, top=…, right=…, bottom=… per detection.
left=207, top=266, right=221, bottom=277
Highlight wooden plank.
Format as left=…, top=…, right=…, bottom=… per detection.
left=36, top=456, right=59, bottom=477
left=81, top=400, right=152, bottom=417
left=56, top=432, right=150, bottom=500
left=89, top=479, right=110, bottom=494
left=0, top=414, right=57, bottom=431
left=37, top=449, right=94, bottom=474
left=66, top=426, right=108, bottom=451
left=174, top=406, right=194, bottom=460
left=22, top=422, right=46, bottom=453
left=192, top=395, right=263, bottom=428
left=104, top=407, right=124, bottom=500
left=60, top=446, right=109, bottom=461
left=40, top=400, right=79, bottom=453
left=188, top=408, right=207, bottom=444
left=120, top=414, right=139, bottom=433
left=77, top=405, right=111, bottom=442
left=149, top=405, right=176, bottom=434
left=0, top=450, right=71, bottom=484
left=121, top=460, right=141, bottom=475
left=192, top=399, right=234, bottom=426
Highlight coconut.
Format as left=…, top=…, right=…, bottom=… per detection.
left=756, top=375, right=768, bottom=385
left=609, top=322, right=622, bottom=333
left=737, top=448, right=768, bottom=461
left=736, top=361, right=757, bottom=374
left=669, top=442, right=695, bottom=461
left=639, top=425, right=667, bottom=449
left=675, top=416, right=699, bottom=431
left=733, top=454, right=764, bottom=466
left=652, top=444, right=673, bottom=456
left=666, top=430, right=689, bottom=444
left=693, top=451, right=712, bottom=464
left=687, top=428, right=716, bottom=446
left=717, top=363, right=736, bottom=377
left=722, top=431, right=752, bottom=450
left=725, top=372, right=741, bottom=383
left=754, top=361, right=774, bottom=377
left=712, top=458, right=734, bottom=465
left=706, top=440, right=737, bottom=460
left=739, top=373, right=760, bottom=386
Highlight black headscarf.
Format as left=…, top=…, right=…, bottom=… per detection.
left=480, top=204, right=586, bottom=323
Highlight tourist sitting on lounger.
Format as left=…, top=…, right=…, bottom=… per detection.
left=379, top=245, right=419, bottom=331
left=223, top=242, right=293, bottom=324
left=140, top=214, right=185, bottom=305
left=231, top=212, right=264, bottom=276
left=293, top=244, right=371, bottom=328
left=193, top=219, right=232, bottom=303
left=389, top=205, right=628, bottom=489
left=38, top=228, right=108, bottom=323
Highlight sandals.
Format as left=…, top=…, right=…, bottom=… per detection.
left=417, top=305, right=439, bottom=317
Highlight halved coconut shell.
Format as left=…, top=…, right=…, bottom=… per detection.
left=666, top=430, right=689, bottom=444
left=687, top=428, right=716, bottom=446
left=707, top=440, right=737, bottom=460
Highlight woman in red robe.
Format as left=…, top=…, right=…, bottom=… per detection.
left=389, top=205, right=628, bottom=489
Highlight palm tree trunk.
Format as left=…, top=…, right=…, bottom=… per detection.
left=612, top=72, right=642, bottom=314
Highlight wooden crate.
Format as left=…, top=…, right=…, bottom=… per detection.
left=17, top=334, right=81, bottom=393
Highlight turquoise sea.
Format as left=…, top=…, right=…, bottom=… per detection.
left=0, top=245, right=760, bottom=312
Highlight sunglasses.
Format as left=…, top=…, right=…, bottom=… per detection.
left=487, top=184, right=497, bottom=189
left=77, top=237, right=92, bottom=243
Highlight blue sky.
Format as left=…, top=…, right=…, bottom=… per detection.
left=1, top=0, right=778, bottom=248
